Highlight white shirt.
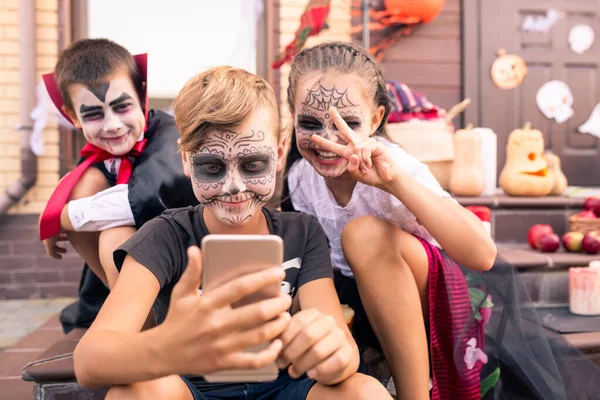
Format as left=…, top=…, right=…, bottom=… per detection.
left=288, top=136, right=452, bottom=277
left=67, top=133, right=145, bottom=232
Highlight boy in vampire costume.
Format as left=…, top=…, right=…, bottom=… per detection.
left=38, top=39, right=198, bottom=332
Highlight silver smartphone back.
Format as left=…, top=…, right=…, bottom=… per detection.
left=201, top=234, right=284, bottom=382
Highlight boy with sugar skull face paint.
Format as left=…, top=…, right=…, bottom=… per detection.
left=73, top=66, right=391, bottom=399
left=188, top=129, right=277, bottom=225
left=39, top=39, right=197, bottom=318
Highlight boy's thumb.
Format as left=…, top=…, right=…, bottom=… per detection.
left=178, top=246, right=203, bottom=295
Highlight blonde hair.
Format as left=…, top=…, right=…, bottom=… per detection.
left=173, top=66, right=279, bottom=152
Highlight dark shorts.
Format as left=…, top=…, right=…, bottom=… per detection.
left=181, top=373, right=317, bottom=400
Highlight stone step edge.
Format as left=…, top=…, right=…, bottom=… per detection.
left=497, top=244, right=600, bottom=270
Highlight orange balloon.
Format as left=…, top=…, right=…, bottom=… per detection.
left=384, top=0, right=446, bottom=23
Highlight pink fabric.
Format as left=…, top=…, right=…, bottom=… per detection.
left=417, top=237, right=483, bottom=400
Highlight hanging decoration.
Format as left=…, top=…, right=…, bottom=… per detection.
left=536, top=80, right=574, bottom=124
left=578, top=103, right=600, bottom=139
left=521, top=9, right=563, bottom=33
left=351, top=0, right=446, bottom=61
left=271, top=0, right=331, bottom=69
left=569, top=24, right=595, bottom=55
left=490, top=49, right=528, bottom=90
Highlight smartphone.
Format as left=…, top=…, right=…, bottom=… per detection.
left=201, top=234, right=284, bottom=382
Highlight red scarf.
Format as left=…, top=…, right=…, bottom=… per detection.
left=38, top=140, right=147, bottom=240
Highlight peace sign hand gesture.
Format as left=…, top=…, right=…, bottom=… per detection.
left=311, top=107, right=399, bottom=190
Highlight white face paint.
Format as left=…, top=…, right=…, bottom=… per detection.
left=68, top=70, right=146, bottom=156
left=293, top=73, right=373, bottom=179
left=186, top=107, right=280, bottom=226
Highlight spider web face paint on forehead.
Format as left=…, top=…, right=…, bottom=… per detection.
left=189, top=130, right=277, bottom=227
left=301, top=84, right=357, bottom=114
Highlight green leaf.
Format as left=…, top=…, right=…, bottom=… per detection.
left=466, top=272, right=484, bottom=287
left=481, top=367, right=501, bottom=398
left=469, top=287, right=487, bottom=306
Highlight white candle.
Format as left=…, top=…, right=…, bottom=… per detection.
left=474, top=128, right=497, bottom=196
left=569, top=265, right=600, bottom=316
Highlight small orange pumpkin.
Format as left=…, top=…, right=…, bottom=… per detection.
left=382, top=0, right=446, bottom=23
left=499, top=122, right=554, bottom=196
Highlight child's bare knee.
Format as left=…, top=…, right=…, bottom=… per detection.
left=342, top=216, right=385, bottom=250
left=342, top=216, right=395, bottom=267
left=69, top=167, right=110, bottom=200
left=106, top=377, right=190, bottom=400
left=336, top=373, right=393, bottom=399
left=99, top=226, right=136, bottom=251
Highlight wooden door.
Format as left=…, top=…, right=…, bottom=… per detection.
left=464, top=0, right=600, bottom=186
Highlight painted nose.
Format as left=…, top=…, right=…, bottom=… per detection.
left=102, top=112, right=124, bottom=133
left=226, top=172, right=246, bottom=195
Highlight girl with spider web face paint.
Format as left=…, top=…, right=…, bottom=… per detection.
left=294, top=75, right=367, bottom=179
left=188, top=127, right=277, bottom=226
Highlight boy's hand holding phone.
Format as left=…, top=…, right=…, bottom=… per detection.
left=159, top=246, right=292, bottom=377
left=276, top=308, right=354, bottom=385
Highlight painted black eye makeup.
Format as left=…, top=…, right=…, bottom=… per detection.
left=190, top=154, right=227, bottom=182
left=238, top=153, right=272, bottom=178
left=329, top=116, right=362, bottom=131
left=298, top=115, right=323, bottom=131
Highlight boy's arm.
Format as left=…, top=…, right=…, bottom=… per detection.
left=61, top=184, right=135, bottom=232
left=73, top=256, right=164, bottom=387
left=74, top=248, right=293, bottom=388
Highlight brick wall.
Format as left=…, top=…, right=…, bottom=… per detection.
left=0, top=0, right=80, bottom=299
left=0, top=0, right=61, bottom=215
left=0, top=214, right=81, bottom=299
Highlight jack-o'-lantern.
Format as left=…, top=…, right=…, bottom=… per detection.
left=544, top=151, right=568, bottom=195
left=449, top=124, right=485, bottom=196
left=499, top=122, right=554, bottom=196
left=491, top=49, right=528, bottom=90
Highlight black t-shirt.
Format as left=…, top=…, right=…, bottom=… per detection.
left=114, top=205, right=333, bottom=325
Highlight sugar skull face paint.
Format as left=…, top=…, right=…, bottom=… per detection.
left=189, top=130, right=277, bottom=226
left=67, top=70, right=146, bottom=156
left=293, top=73, right=373, bottom=179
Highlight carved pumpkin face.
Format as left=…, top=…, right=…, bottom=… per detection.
left=499, top=122, right=554, bottom=196
left=491, top=51, right=528, bottom=90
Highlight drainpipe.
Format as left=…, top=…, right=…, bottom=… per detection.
left=0, top=0, right=38, bottom=215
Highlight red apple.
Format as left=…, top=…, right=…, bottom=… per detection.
left=573, top=210, right=597, bottom=219
left=562, top=231, right=585, bottom=253
left=584, top=197, right=600, bottom=217
left=582, top=231, right=600, bottom=255
left=538, top=233, right=560, bottom=253
left=528, top=224, right=554, bottom=249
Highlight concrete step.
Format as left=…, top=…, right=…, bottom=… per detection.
left=455, top=194, right=587, bottom=243
left=497, top=244, right=599, bottom=306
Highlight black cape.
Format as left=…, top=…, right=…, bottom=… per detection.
left=60, top=110, right=199, bottom=332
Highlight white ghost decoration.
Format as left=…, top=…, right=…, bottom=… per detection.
left=536, top=80, right=574, bottom=124
left=569, top=24, right=595, bottom=54
left=578, top=103, right=600, bottom=139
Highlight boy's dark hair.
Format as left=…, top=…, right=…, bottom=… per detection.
left=55, top=38, right=144, bottom=112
